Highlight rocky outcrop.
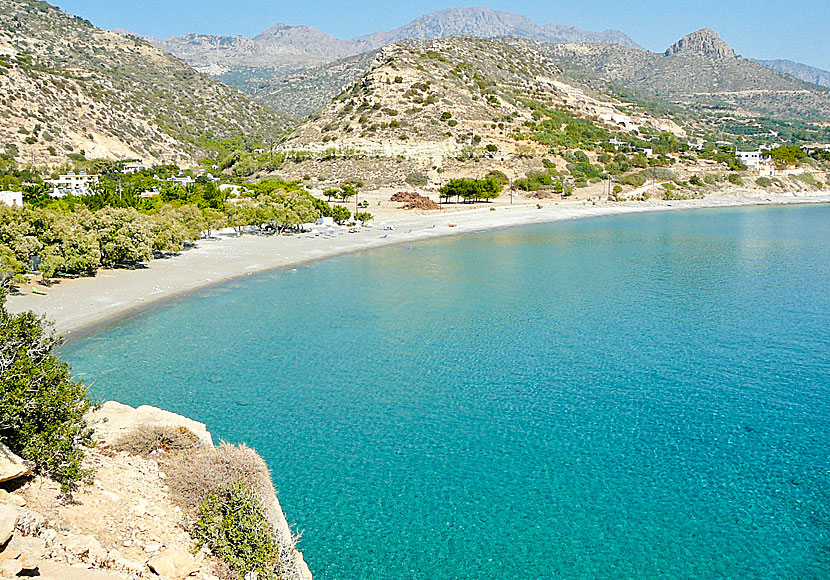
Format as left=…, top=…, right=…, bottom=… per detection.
left=88, top=401, right=214, bottom=448
left=665, top=28, right=735, bottom=59
left=1, top=401, right=310, bottom=580
left=0, top=444, right=31, bottom=484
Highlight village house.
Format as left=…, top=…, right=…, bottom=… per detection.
left=44, top=171, right=99, bottom=197
left=736, top=149, right=771, bottom=168
left=122, top=161, right=149, bottom=174
left=168, top=174, right=196, bottom=186
left=0, top=190, right=23, bottom=207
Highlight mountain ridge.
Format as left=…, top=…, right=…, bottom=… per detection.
left=148, top=6, right=641, bottom=79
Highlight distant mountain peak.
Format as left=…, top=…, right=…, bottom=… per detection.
left=666, top=28, right=735, bottom=59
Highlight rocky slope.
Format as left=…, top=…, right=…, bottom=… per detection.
left=0, top=0, right=290, bottom=166
left=755, top=58, right=830, bottom=89
left=281, top=37, right=683, bottom=163
left=0, top=401, right=311, bottom=580
left=540, top=29, right=830, bottom=120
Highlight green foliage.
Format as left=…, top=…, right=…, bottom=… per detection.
left=0, top=296, right=94, bottom=491
left=523, top=102, right=611, bottom=150
left=193, top=482, right=280, bottom=580
left=790, top=172, right=822, bottom=189
left=727, top=173, right=744, bottom=185
left=405, top=172, right=429, bottom=186
left=756, top=177, right=774, bottom=188
left=327, top=205, right=351, bottom=225
left=439, top=178, right=502, bottom=202
left=768, top=146, right=807, bottom=167
left=699, top=147, right=746, bottom=171
left=485, top=170, right=509, bottom=185
left=354, top=211, right=374, bottom=223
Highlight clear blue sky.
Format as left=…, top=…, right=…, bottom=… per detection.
left=57, top=0, right=830, bottom=70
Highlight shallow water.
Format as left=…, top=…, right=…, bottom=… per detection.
left=63, top=204, right=830, bottom=580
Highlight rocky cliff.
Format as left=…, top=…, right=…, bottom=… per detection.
left=0, top=401, right=311, bottom=580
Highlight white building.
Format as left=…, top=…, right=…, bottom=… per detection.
left=122, top=162, right=149, bottom=174
left=736, top=150, right=769, bottom=168
left=44, top=171, right=99, bottom=197
left=168, top=174, right=196, bottom=186
left=0, top=190, right=23, bottom=207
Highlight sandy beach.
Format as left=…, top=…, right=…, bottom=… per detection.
left=6, top=189, right=830, bottom=338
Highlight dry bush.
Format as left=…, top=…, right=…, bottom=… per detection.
left=112, top=425, right=201, bottom=456
left=161, top=443, right=276, bottom=518
left=162, top=443, right=305, bottom=580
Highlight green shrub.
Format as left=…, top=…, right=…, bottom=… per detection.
left=194, top=482, right=280, bottom=580
left=0, top=293, right=94, bottom=491
left=756, top=177, right=774, bottom=188
left=791, top=173, right=822, bottom=189
left=727, top=173, right=744, bottom=185
left=485, top=170, right=509, bottom=185
left=405, top=171, right=429, bottom=186
left=354, top=211, right=374, bottom=223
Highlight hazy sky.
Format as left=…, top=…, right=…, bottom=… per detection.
left=57, top=0, right=830, bottom=70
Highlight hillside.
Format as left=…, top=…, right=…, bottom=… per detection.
left=0, top=0, right=290, bottom=166
left=279, top=37, right=683, bottom=167
left=248, top=51, right=379, bottom=118
left=540, top=29, right=830, bottom=121
left=755, top=58, right=830, bottom=89
left=150, top=7, right=639, bottom=95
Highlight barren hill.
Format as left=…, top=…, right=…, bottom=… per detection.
left=540, top=29, right=830, bottom=120
left=0, top=0, right=290, bottom=166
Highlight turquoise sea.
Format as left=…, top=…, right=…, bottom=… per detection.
left=62, top=205, right=830, bottom=580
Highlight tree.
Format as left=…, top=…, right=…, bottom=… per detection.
left=93, top=207, right=154, bottom=266
left=768, top=146, right=807, bottom=168
left=328, top=205, right=351, bottom=225
left=202, top=207, right=227, bottom=238
left=0, top=288, right=94, bottom=491
left=440, top=178, right=502, bottom=203
left=337, top=184, right=358, bottom=203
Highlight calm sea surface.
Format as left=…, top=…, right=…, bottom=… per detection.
left=62, top=205, right=830, bottom=580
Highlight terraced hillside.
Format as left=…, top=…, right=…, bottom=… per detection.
left=0, top=0, right=290, bottom=165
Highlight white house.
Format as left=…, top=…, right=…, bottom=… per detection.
left=139, top=187, right=161, bottom=198
left=0, top=190, right=23, bottom=207
left=44, top=171, right=99, bottom=197
left=168, top=174, right=196, bottom=186
left=122, top=162, right=149, bottom=174
left=736, top=150, right=769, bottom=168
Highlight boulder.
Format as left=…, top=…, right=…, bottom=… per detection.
left=29, top=560, right=126, bottom=579
left=0, top=558, right=22, bottom=577
left=147, top=548, right=203, bottom=579
left=0, top=505, right=18, bottom=546
left=0, top=444, right=31, bottom=483
left=0, top=491, right=24, bottom=508
left=61, top=534, right=108, bottom=566
left=6, top=535, right=45, bottom=560
left=88, top=401, right=213, bottom=448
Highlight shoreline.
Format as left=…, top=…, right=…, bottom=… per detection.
left=7, top=190, right=830, bottom=339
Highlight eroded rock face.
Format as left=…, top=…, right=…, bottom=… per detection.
left=0, top=504, right=18, bottom=545
left=147, top=548, right=203, bottom=580
left=0, top=443, right=32, bottom=483
left=88, top=401, right=214, bottom=448
left=665, top=28, right=735, bottom=59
